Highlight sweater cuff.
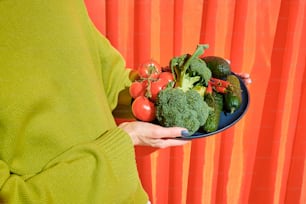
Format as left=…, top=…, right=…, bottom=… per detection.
left=94, top=127, right=139, bottom=181
left=95, top=127, right=134, bottom=157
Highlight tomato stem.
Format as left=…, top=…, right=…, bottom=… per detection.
left=145, top=79, right=152, bottom=99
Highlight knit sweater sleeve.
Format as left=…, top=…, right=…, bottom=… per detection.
left=0, top=128, right=148, bottom=204
left=91, top=26, right=133, bottom=111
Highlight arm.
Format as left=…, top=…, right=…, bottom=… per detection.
left=0, top=128, right=148, bottom=203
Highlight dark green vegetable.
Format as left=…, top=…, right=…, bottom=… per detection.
left=202, top=56, right=231, bottom=79
left=224, top=75, right=242, bottom=113
left=155, top=87, right=211, bottom=135
left=202, top=91, right=224, bottom=132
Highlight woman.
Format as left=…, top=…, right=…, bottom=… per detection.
left=0, top=1, right=192, bottom=203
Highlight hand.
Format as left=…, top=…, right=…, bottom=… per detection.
left=118, top=121, right=190, bottom=148
left=225, top=59, right=252, bottom=85
left=236, top=72, right=252, bottom=85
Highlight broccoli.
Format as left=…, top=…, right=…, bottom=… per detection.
left=155, top=87, right=211, bottom=135
left=171, top=44, right=212, bottom=93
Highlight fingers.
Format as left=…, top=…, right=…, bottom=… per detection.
left=237, top=72, right=252, bottom=84
left=150, top=138, right=190, bottom=148
left=243, top=77, right=252, bottom=84
left=224, top=59, right=252, bottom=85
left=118, top=121, right=190, bottom=147
left=231, top=72, right=252, bottom=85
left=149, top=126, right=189, bottom=139
left=137, top=124, right=191, bottom=148
left=237, top=72, right=250, bottom=79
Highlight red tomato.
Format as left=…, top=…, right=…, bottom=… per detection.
left=158, top=71, right=174, bottom=83
left=132, top=96, right=156, bottom=122
left=146, top=72, right=175, bottom=101
left=138, top=59, right=162, bottom=79
left=149, top=78, right=169, bottom=101
left=129, top=80, right=148, bottom=99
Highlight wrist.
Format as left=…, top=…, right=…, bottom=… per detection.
left=118, top=122, right=138, bottom=145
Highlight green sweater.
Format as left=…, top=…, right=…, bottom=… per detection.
left=0, top=1, right=148, bottom=203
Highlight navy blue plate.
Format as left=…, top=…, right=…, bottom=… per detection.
left=177, top=75, right=250, bottom=140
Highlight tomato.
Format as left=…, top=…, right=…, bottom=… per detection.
left=132, top=96, right=156, bottom=122
left=138, top=59, right=162, bottom=79
left=149, top=78, right=169, bottom=101
left=158, top=71, right=174, bottom=83
left=129, top=80, right=148, bottom=99
left=145, top=71, right=175, bottom=101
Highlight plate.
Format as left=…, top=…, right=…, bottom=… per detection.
left=113, top=74, right=250, bottom=140
left=177, top=75, right=250, bottom=140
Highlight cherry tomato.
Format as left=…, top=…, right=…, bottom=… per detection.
left=149, top=78, right=169, bottom=101
left=129, top=80, right=148, bottom=99
left=158, top=71, right=174, bottom=83
left=138, top=59, right=162, bottom=79
left=146, top=72, right=175, bottom=101
left=132, top=96, right=156, bottom=122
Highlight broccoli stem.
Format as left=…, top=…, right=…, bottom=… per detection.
left=182, top=44, right=209, bottom=72
left=177, top=44, right=209, bottom=90
left=170, top=44, right=209, bottom=91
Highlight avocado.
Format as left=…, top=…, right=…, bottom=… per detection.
left=202, top=56, right=231, bottom=79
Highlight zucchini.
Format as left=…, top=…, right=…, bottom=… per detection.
left=224, top=75, right=242, bottom=113
left=202, top=92, right=223, bottom=132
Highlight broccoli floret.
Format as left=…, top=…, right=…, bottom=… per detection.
left=170, top=44, right=212, bottom=92
left=189, top=57, right=212, bottom=85
left=155, top=87, right=211, bottom=135
left=185, top=90, right=210, bottom=125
